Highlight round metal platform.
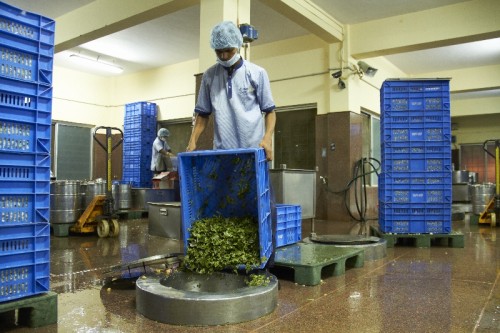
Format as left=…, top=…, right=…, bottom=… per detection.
left=136, top=270, right=278, bottom=326
left=303, top=234, right=387, bottom=261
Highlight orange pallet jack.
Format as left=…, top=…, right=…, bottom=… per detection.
left=71, top=126, right=124, bottom=237
left=478, top=139, right=500, bottom=227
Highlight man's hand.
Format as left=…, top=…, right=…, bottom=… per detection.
left=186, top=142, right=196, bottom=152
left=259, top=137, right=273, bottom=161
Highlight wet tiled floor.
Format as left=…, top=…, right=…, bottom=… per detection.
left=2, top=215, right=499, bottom=332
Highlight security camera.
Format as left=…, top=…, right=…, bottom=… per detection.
left=331, top=70, right=342, bottom=79
left=357, top=61, right=377, bottom=77
left=338, top=78, right=346, bottom=90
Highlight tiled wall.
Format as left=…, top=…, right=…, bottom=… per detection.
left=315, top=111, right=378, bottom=222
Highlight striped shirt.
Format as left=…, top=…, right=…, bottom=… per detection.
left=195, top=60, right=275, bottom=149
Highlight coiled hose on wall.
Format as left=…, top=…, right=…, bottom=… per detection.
left=321, top=157, right=381, bottom=233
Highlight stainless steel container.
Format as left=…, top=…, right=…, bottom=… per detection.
left=452, top=183, right=470, bottom=202
left=50, top=180, right=82, bottom=224
left=270, top=168, right=316, bottom=219
left=112, top=182, right=132, bottom=211
left=471, top=183, right=496, bottom=215
left=131, top=188, right=180, bottom=211
left=452, top=171, right=470, bottom=184
left=452, top=170, right=478, bottom=184
left=147, top=202, right=182, bottom=239
left=83, top=179, right=106, bottom=208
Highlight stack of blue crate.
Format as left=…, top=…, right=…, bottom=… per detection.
left=122, top=102, right=157, bottom=188
left=0, top=2, right=54, bottom=302
left=379, top=79, right=452, bottom=234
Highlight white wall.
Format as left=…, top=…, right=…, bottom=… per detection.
left=52, top=34, right=498, bottom=141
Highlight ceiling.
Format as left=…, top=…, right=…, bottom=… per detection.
left=3, top=0, right=500, bottom=98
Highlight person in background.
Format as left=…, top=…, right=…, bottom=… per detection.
left=151, top=128, right=174, bottom=174
left=186, top=20, right=276, bottom=161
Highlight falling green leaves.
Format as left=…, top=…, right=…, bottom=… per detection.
left=182, top=216, right=261, bottom=275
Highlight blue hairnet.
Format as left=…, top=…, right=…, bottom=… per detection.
left=210, top=21, right=243, bottom=50
left=157, top=128, right=170, bottom=138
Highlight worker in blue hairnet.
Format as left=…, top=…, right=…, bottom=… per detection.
left=151, top=128, right=174, bottom=174
left=186, top=21, right=276, bottom=161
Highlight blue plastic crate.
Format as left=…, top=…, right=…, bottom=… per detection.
left=0, top=164, right=50, bottom=181
left=0, top=222, right=50, bottom=302
left=123, top=131, right=155, bottom=144
left=122, top=147, right=144, bottom=158
left=274, top=204, right=302, bottom=248
left=125, top=102, right=157, bottom=117
left=178, top=148, right=272, bottom=269
left=0, top=193, right=50, bottom=224
left=381, top=156, right=451, bottom=173
left=0, top=179, right=50, bottom=195
left=381, top=110, right=450, bottom=124
left=124, top=114, right=157, bottom=130
left=379, top=214, right=451, bottom=234
left=0, top=78, right=53, bottom=112
left=382, top=122, right=451, bottom=142
left=379, top=171, right=451, bottom=186
left=0, top=2, right=55, bottom=43
left=0, top=42, right=54, bottom=86
left=381, top=79, right=450, bottom=112
left=0, top=120, right=51, bottom=154
left=382, top=141, right=450, bottom=155
left=379, top=177, right=452, bottom=204
left=379, top=202, right=451, bottom=217
left=0, top=151, right=50, bottom=168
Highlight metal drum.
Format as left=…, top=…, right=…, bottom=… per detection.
left=117, top=182, right=132, bottom=210
left=84, top=179, right=106, bottom=209
left=111, top=182, right=132, bottom=211
left=50, top=180, right=82, bottom=224
left=471, top=183, right=496, bottom=215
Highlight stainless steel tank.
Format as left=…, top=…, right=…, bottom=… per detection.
left=471, top=183, right=496, bottom=215
left=131, top=188, right=180, bottom=211
left=50, top=180, right=82, bottom=224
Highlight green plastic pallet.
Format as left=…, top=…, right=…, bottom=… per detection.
left=273, top=243, right=364, bottom=286
left=50, top=222, right=74, bottom=237
left=371, top=226, right=464, bottom=248
left=0, top=292, right=58, bottom=328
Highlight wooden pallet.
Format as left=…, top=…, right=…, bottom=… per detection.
left=272, top=243, right=364, bottom=286
left=370, top=226, right=464, bottom=248
left=0, top=292, right=57, bottom=328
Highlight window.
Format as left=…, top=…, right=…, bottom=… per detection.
left=53, top=122, right=93, bottom=180
left=274, top=106, right=316, bottom=170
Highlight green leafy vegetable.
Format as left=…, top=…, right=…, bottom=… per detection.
left=182, top=216, right=261, bottom=274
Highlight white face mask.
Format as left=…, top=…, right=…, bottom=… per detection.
left=217, top=52, right=241, bottom=67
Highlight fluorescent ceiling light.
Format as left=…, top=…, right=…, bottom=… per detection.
left=69, top=54, right=123, bottom=74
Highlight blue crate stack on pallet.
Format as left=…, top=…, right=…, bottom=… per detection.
left=122, top=102, right=157, bottom=188
left=0, top=2, right=54, bottom=302
left=379, top=79, right=452, bottom=234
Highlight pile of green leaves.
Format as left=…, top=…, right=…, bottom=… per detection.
left=246, top=273, right=271, bottom=287
left=182, top=216, right=262, bottom=274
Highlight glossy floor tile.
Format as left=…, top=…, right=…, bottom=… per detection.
left=1, top=215, right=499, bottom=333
